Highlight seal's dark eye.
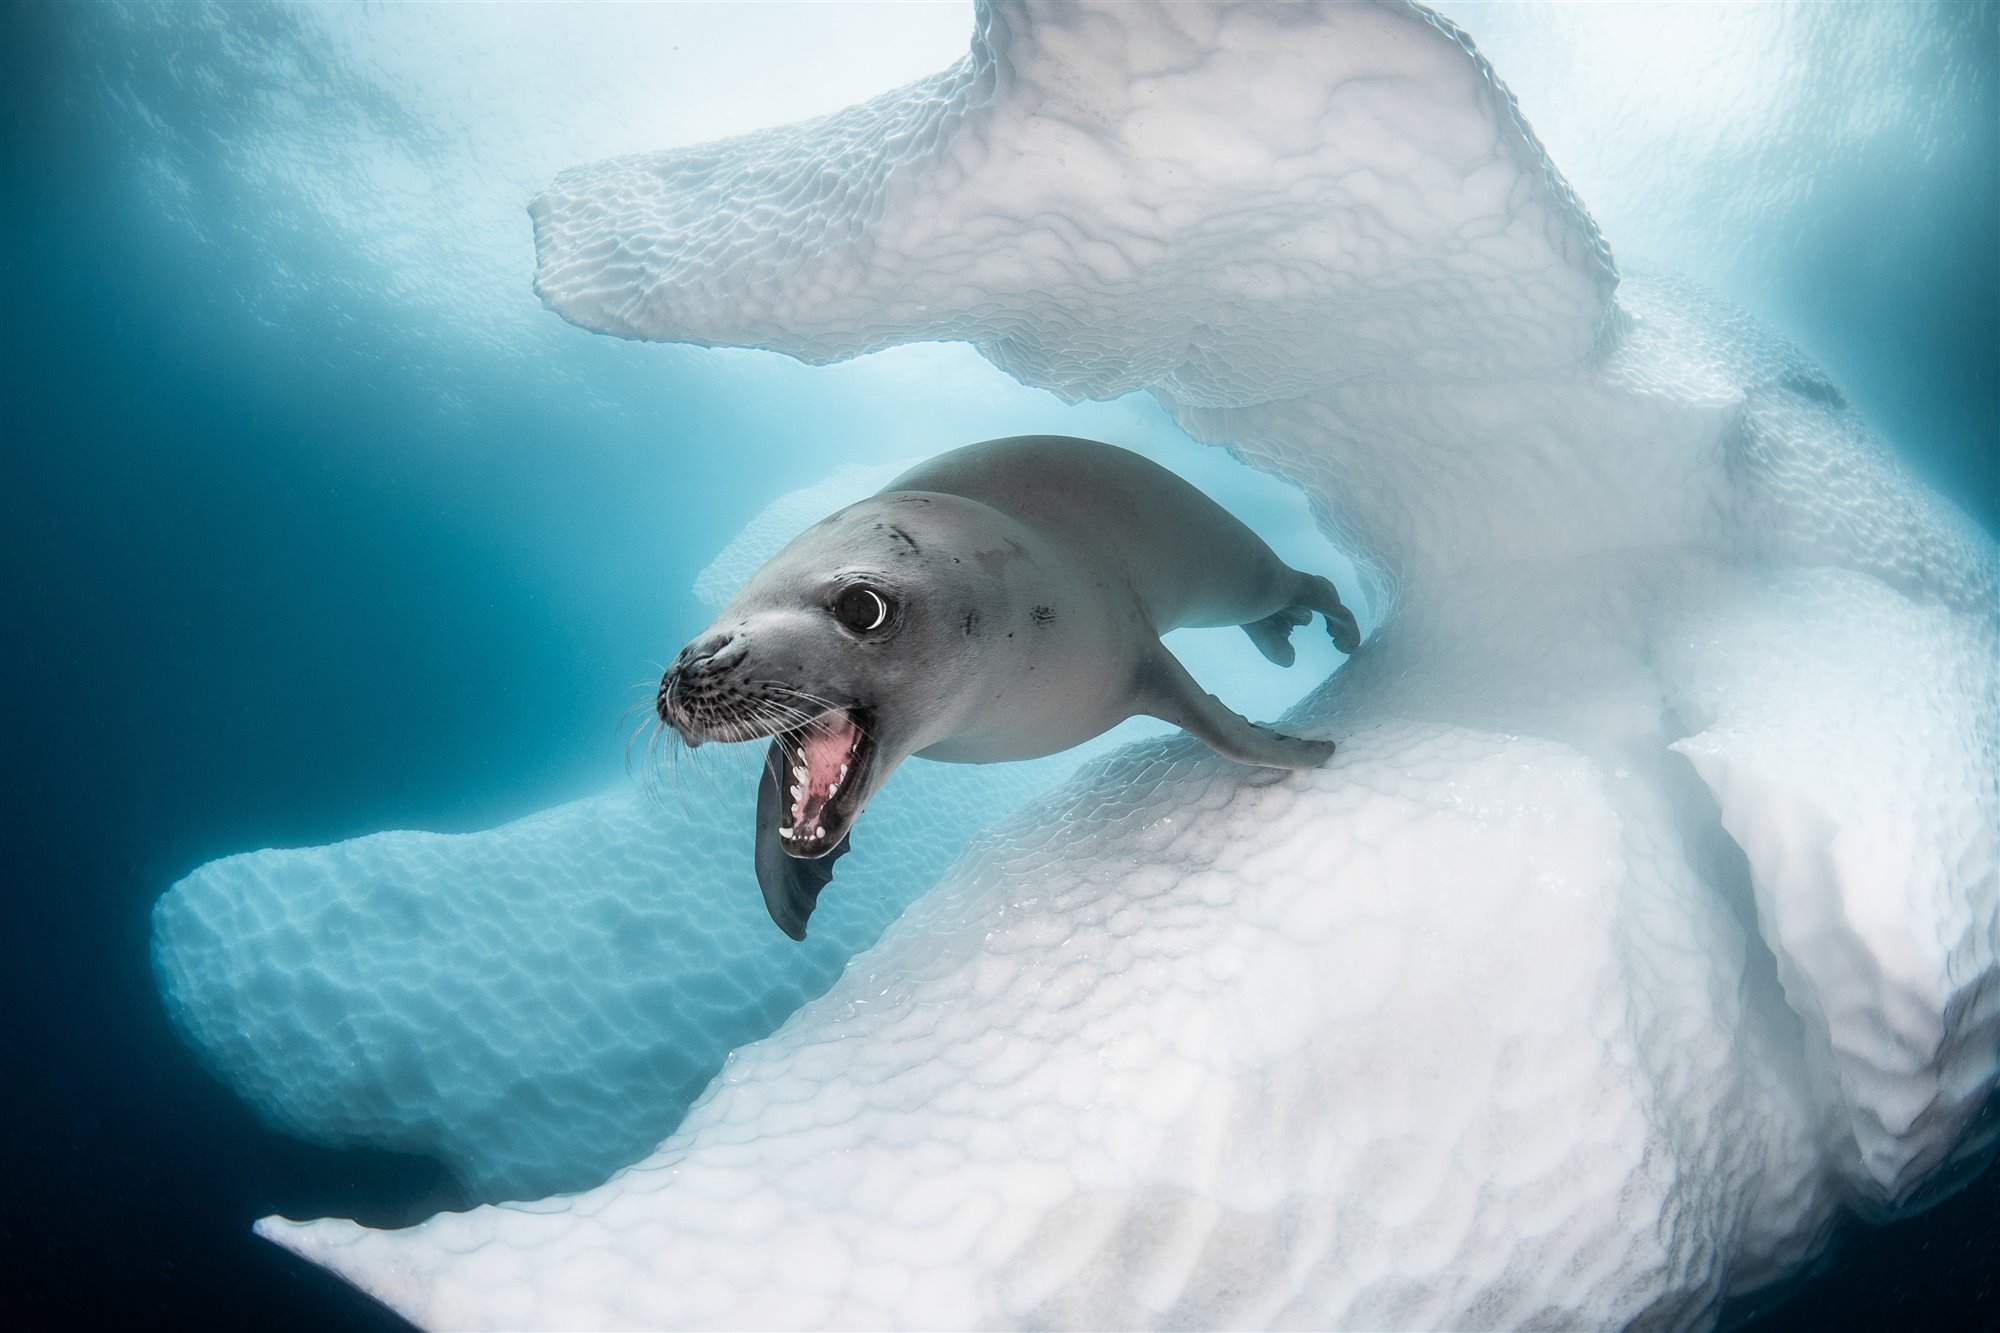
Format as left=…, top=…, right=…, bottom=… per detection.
left=833, top=585, right=892, bottom=633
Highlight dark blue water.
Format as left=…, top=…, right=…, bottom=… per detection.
left=4, top=3, right=1994, bottom=1328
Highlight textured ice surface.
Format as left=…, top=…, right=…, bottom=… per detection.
left=260, top=727, right=1747, bottom=1327
left=1665, top=570, right=2000, bottom=1206
left=155, top=741, right=1105, bottom=1202
left=1432, top=1, right=1996, bottom=316
left=203, top=1, right=1999, bottom=1327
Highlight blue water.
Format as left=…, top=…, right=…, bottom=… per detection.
left=4, top=3, right=1994, bottom=1328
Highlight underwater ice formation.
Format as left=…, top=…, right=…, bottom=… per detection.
left=153, top=741, right=1096, bottom=1201
left=171, top=1, right=1995, bottom=1327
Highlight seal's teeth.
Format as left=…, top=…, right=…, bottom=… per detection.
left=828, top=782, right=839, bottom=796
left=789, top=784, right=801, bottom=800
left=792, top=765, right=807, bottom=780
left=813, top=825, right=825, bottom=838
left=779, top=826, right=793, bottom=838
left=839, top=763, right=850, bottom=778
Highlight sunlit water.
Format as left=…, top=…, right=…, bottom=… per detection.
left=5, top=3, right=1993, bottom=1328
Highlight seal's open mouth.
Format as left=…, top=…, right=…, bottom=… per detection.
left=773, top=707, right=874, bottom=858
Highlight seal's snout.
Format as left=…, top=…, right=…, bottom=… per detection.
left=657, top=630, right=744, bottom=743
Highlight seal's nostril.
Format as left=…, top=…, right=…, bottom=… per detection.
left=682, top=631, right=735, bottom=668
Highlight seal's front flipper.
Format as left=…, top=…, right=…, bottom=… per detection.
left=754, top=740, right=852, bottom=940
left=1137, top=649, right=1336, bottom=770
left=1295, top=572, right=1363, bottom=655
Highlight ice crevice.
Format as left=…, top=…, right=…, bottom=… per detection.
left=155, top=2, right=1996, bottom=1328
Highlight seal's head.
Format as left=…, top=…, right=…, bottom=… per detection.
left=657, top=492, right=1029, bottom=861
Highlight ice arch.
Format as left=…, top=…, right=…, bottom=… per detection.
left=168, top=2, right=1993, bottom=1327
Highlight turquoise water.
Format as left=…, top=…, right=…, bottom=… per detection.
left=4, top=3, right=1993, bottom=1328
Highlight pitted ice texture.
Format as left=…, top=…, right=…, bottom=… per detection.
left=218, top=1, right=1996, bottom=1328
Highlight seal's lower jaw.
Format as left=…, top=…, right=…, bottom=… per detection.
left=775, top=707, right=875, bottom=859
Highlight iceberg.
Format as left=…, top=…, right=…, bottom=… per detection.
left=156, top=1, right=1996, bottom=1327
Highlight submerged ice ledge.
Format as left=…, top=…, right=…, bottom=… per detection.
left=158, top=2, right=1998, bottom=1329
left=154, top=741, right=1105, bottom=1201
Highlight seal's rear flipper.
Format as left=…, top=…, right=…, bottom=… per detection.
left=1242, top=605, right=1310, bottom=666
left=1137, top=648, right=1336, bottom=770
left=1294, top=572, right=1363, bottom=655
left=754, top=741, right=852, bottom=940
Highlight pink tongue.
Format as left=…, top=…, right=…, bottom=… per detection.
left=795, top=711, right=861, bottom=822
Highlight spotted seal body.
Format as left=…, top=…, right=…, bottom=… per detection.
left=660, top=436, right=1361, bottom=938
